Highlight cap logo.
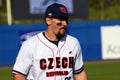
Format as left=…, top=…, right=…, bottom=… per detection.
left=48, top=13, right=52, bottom=17
left=59, top=7, right=67, bottom=13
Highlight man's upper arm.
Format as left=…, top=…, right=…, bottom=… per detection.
left=13, top=73, right=26, bottom=80
left=74, top=70, right=88, bottom=80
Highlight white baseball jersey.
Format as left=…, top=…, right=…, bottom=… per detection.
left=13, top=32, right=84, bottom=80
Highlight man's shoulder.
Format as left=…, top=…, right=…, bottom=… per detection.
left=22, top=32, right=42, bottom=44
left=66, top=34, right=78, bottom=41
left=65, top=34, right=81, bottom=48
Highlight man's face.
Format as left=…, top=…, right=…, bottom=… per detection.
left=48, top=18, right=68, bottom=39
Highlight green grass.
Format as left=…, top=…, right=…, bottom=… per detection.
left=0, top=67, right=13, bottom=80
left=89, top=5, right=120, bottom=20
left=0, top=60, right=120, bottom=80
left=84, top=60, right=120, bottom=80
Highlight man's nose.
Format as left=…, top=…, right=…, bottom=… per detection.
left=62, top=20, right=68, bottom=26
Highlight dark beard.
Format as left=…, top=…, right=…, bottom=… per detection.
left=55, top=32, right=65, bottom=40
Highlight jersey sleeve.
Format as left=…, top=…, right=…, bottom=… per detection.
left=13, top=41, right=33, bottom=76
left=73, top=40, right=84, bottom=74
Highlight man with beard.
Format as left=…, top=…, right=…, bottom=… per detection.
left=12, top=3, right=88, bottom=80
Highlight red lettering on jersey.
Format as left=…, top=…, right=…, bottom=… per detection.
left=40, top=59, right=46, bottom=70
left=46, top=71, right=68, bottom=77
left=69, top=57, right=74, bottom=68
left=48, top=58, right=54, bottom=69
left=40, top=57, right=74, bottom=70
left=56, top=57, right=60, bottom=68
left=62, top=57, right=68, bottom=68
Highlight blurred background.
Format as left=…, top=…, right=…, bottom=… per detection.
left=1, top=0, right=120, bottom=24
left=0, top=0, right=120, bottom=80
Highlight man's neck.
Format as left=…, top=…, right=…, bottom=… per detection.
left=43, top=32, right=59, bottom=46
left=44, top=31, right=59, bottom=41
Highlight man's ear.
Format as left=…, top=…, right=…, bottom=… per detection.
left=45, top=18, right=52, bottom=26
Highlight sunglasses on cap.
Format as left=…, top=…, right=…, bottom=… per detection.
left=57, top=17, right=68, bottom=26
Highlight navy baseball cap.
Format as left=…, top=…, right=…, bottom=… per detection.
left=45, top=3, right=69, bottom=19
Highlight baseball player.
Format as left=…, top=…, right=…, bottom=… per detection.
left=12, top=3, right=88, bottom=80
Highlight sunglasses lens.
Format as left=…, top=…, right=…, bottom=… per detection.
left=57, top=22, right=62, bottom=26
